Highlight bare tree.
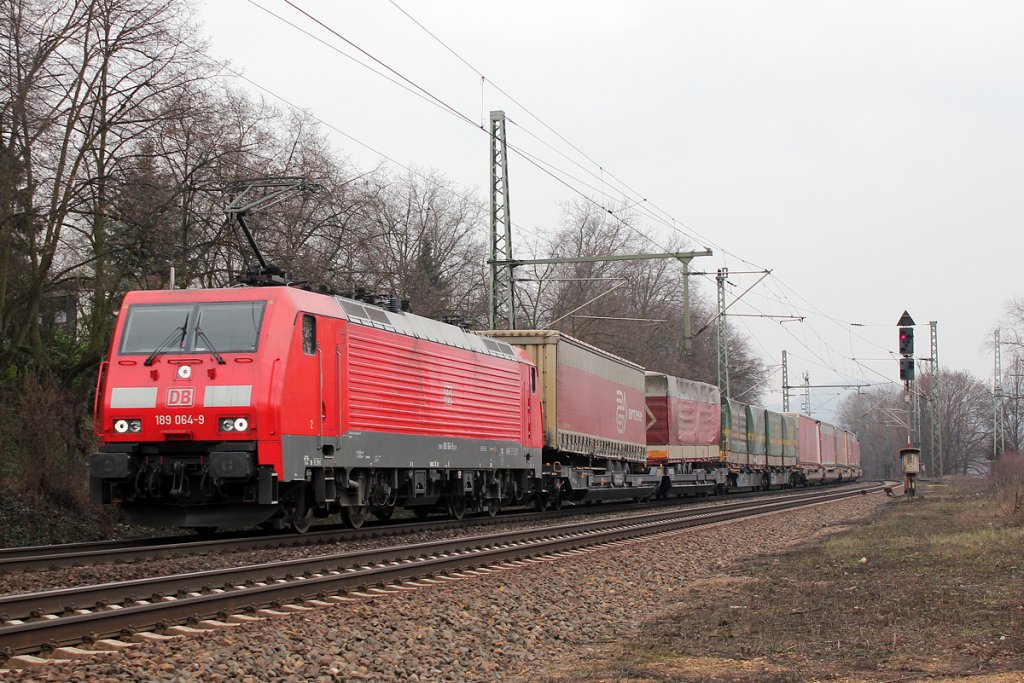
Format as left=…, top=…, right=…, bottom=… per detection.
left=843, top=371, right=994, bottom=479
left=520, top=198, right=766, bottom=401
left=996, top=297, right=1024, bottom=454
left=357, top=168, right=487, bottom=320
left=0, top=0, right=208, bottom=374
left=837, top=387, right=905, bottom=479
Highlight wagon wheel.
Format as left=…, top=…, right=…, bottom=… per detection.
left=486, top=499, right=500, bottom=517
left=343, top=504, right=370, bottom=529
left=447, top=495, right=467, bottom=521
left=550, top=494, right=562, bottom=511
left=533, top=493, right=548, bottom=512
left=372, top=505, right=394, bottom=522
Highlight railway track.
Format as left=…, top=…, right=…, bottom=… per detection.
left=0, top=482, right=884, bottom=664
left=0, top=483, right=850, bottom=573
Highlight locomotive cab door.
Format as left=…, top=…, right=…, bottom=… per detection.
left=300, top=312, right=340, bottom=446
left=278, top=313, right=326, bottom=482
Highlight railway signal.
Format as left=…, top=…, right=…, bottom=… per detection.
left=899, top=357, right=915, bottom=381
left=899, top=327, right=914, bottom=356
left=896, top=310, right=920, bottom=496
left=896, top=310, right=916, bottom=381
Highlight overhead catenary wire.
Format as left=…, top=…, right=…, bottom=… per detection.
left=264, top=0, right=709, bottom=259
left=226, top=1, right=891, bottom=398
left=386, top=2, right=769, bottom=269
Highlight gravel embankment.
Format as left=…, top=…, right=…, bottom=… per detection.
left=3, top=492, right=890, bottom=682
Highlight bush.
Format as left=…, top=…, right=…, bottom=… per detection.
left=990, top=451, right=1024, bottom=520
left=0, top=369, right=94, bottom=510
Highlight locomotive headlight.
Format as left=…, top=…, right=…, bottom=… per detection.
left=219, top=417, right=250, bottom=433
left=113, top=419, right=142, bottom=434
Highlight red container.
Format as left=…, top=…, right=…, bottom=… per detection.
left=793, top=414, right=821, bottom=467
left=847, top=432, right=861, bottom=468
left=644, top=373, right=720, bottom=464
left=836, top=430, right=849, bottom=467
left=481, top=331, right=647, bottom=463
left=819, top=422, right=839, bottom=467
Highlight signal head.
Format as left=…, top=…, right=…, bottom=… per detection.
left=898, top=327, right=915, bottom=356
left=899, top=357, right=915, bottom=381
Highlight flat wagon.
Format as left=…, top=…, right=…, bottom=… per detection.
left=480, top=330, right=654, bottom=503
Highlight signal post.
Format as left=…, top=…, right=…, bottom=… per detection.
left=898, top=311, right=920, bottom=496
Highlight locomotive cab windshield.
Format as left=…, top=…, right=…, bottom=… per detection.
left=120, top=301, right=267, bottom=358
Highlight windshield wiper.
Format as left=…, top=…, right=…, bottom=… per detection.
left=195, top=325, right=227, bottom=365
left=144, top=323, right=187, bottom=366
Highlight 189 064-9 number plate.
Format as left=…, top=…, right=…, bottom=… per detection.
left=155, top=414, right=205, bottom=426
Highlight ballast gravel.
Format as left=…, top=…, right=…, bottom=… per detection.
left=0, top=493, right=803, bottom=596
left=3, top=492, right=889, bottom=682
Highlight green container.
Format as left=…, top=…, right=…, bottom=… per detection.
left=721, top=397, right=750, bottom=465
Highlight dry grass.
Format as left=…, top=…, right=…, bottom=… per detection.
left=549, top=482, right=1024, bottom=682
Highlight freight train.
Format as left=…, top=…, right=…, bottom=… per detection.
left=90, top=286, right=861, bottom=532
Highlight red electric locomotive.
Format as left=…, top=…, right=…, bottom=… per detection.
left=90, top=286, right=545, bottom=531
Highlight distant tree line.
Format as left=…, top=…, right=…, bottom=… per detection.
left=838, top=296, right=1024, bottom=479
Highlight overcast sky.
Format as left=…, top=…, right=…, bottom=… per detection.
left=198, top=1, right=1024, bottom=420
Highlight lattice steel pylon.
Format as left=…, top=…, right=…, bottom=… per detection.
left=930, top=321, right=942, bottom=480
left=781, top=350, right=790, bottom=412
left=995, top=329, right=1006, bottom=458
left=716, top=269, right=730, bottom=398
left=489, top=111, right=516, bottom=330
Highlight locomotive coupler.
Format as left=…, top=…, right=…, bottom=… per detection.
left=169, top=460, right=188, bottom=497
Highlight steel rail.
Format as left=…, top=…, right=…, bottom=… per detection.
left=0, top=483, right=883, bottom=660
left=0, top=484, right=857, bottom=572
left=0, top=483, right=861, bottom=622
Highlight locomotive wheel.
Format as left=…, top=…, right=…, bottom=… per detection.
left=447, top=495, right=466, bottom=521
left=287, top=488, right=313, bottom=534
left=343, top=505, right=370, bottom=529
left=372, top=505, right=394, bottom=522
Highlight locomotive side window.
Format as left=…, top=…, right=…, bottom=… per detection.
left=302, top=314, right=316, bottom=355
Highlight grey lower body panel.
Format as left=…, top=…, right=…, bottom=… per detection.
left=280, top=432, right=541, bottom=482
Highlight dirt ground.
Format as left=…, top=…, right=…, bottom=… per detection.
left=548, top=481, right=1024, bottom=682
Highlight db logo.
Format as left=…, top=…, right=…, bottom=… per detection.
left=615, top=389, right=627, bottom=434
left=166, top=387, right=194, bottom=407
